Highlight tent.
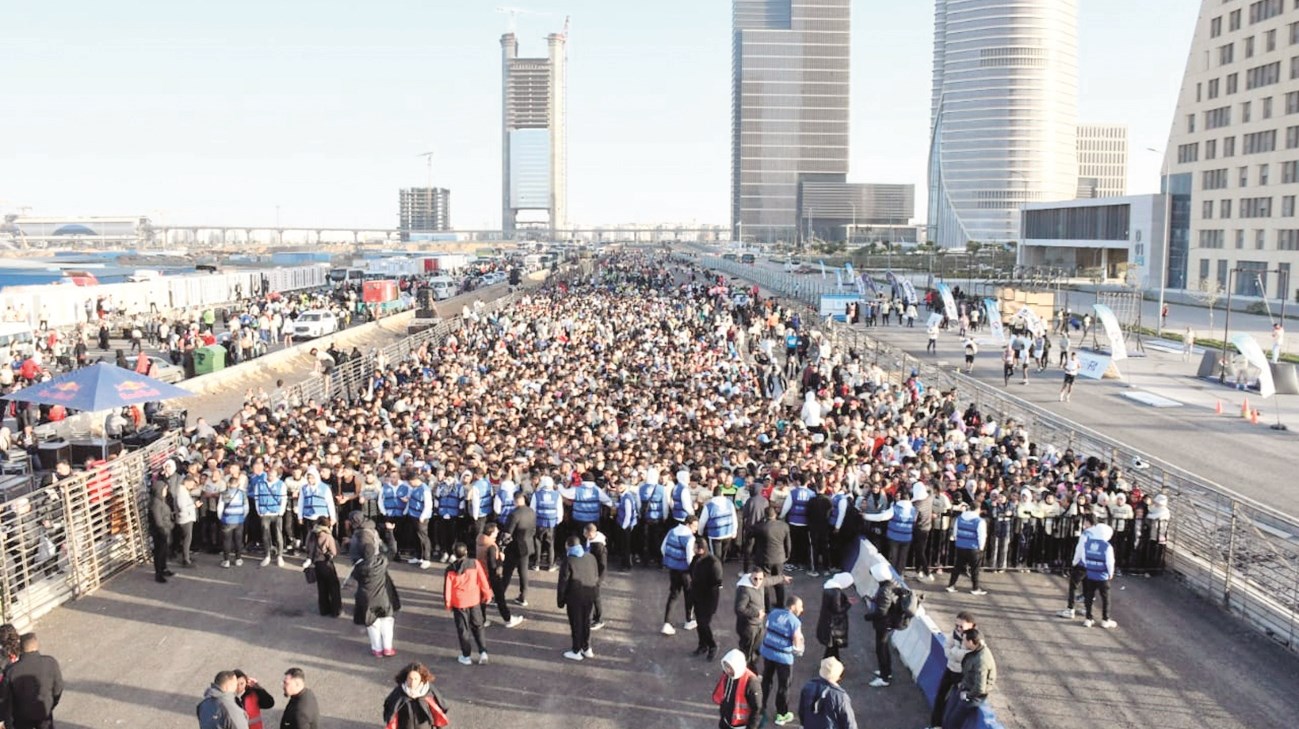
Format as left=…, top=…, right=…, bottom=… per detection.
left=2, top=361, right=192, bottom=412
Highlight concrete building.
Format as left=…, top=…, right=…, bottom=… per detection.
left=798, top=182, right=916, bottom=244
left=731, top=0, right=851, bottom=244
left=1163, top=0, right=1299, bottom=300
left=928, top=0, right=1080, bottom=248
left=1076, top=124, right=1129, bottom=198
left=501, top=28, right=567, bottom=237
left=1018, top=194, right=1168, bottom=285
left=398, top=187, right=450, bottom=236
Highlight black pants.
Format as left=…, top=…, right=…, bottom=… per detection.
left=873, top=622, right=894, bottom=680
left=566, top=599, right=593, bottom=652
left=435, top=516, right=456, bottom=556
left=760, top=661, right=792, bottom=716
left=222, top=523, right=244, bottom=562
left=452, top=607, right=486, bottom=657
left=174, top=521, right=193, bottom=564
left=591, top=587, right=604, bottom=624
left=1084, top=578, right=1111, bottom=620
left=532, top=526, right=555, bottom=568
left=261, top=515, right=283, bottom=558
left=315, top=560, right=341, bottom=617
left=615, top=522, right=635, bottom=568
left=737, top=622, right=762, bottom=666
left=948, top=547, right=981, bottom=590
left=487, top=572, right=514, bottom=622
left=762, top=563, right=786, bottom=612
left=709, top=537, right=733, bottom=563
left=913, top=528, right=932, bottom=574
left=664, top=569, right=694, bottom=623
left=810, top=529, right=830, bottom=572
left=931, top=669, right=961, bottom=727
left=503, top=548, right=528, bottom=600
left=789, top=524, right=809, bottom=567
left=695, top=596, right=718, bottom=650
left=640, top=521, right=666, bottom=566
left=888, top=539, right=912, bottom=574
left=1066, top=564, right=1085, bottom=606
left=943, top=692, right=985, bottom=729
left=410, top=518, right=431, bottom=561
left=150, top=526, right=169, bottom=578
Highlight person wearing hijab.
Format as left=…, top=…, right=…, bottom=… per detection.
left=350, top=514, right=401, bottom=657
left=382, top=662, right=449, bottom=729
left=815, top=572, right=854, bottom=661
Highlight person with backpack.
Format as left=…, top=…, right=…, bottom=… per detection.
left=863, top=562, right=898, bottom=688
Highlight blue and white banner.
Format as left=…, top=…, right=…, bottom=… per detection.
left=1092, top=303, right=1128, bottom=361
left=835, top=268, right=843, bottom=288
left=862, top=273, right=878, bottom=296
left=984, top=298, right=1005, bottom=345
left=937, top=282, right=958, bottom=319
left=901, top=278, right=917, bottom=305
left=1015, top=306, right=1047, bottom=337
left=845, top=261, right=855, bottom=278
left=1232, top=333, right=1276, bottom=398
left=885, top=270, right=899, bottom=300
left=819, top=260, right=828, bottom=280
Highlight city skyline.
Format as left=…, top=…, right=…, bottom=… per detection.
left=1, top=1, right=1197, bottom=231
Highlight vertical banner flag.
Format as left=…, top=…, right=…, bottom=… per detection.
left=901, top=278, right=918, bottom=304
left=862, top=273, right=878, bottom=297
left=937, top=282, right=958, bottom=319
left=835, top=268, right=843, bottom=288
left=845, top=261, right=855, bottom=278
left=885, top=270, right=899, bottom=300
left=1231, top=333, right=1276, bottom=398
left=1016, top=306, right=1047, bottom=337
left=984, top=298, right=1005, bottom=344
left=1091, top=303, right=1128, bottom=361
left=819, top=260, right=828, bottom=280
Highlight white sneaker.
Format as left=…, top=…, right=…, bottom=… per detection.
left=478, top=651, right=489, bottom=664
left=1100, top=619, right=1118, bottom=629
left=661, top=622, right=677, bottom=635
left=590, top=621, right=606, bottom=631
left=482, top=617, right=492, bottom=628
left=457, top=655, right=473, bottom=665
left=260, top=556, right=271, bottom=567
left=302, top=559, right=312, bottom=569
left=807, top=570, right=820, bottom=577
left=220, top=560, right=231, bottom=568
left=1082, top=619, right=1095, bottom=628
left=419, top=560, right=432, bottom=570
left=683, top=620, right=698, bottom=631
left=563, top=650, right=584, bottom=661
left=276, top=556, right=285, bottom=568
left=944, top=586, right=956, bottom=593
left=581, top=648, right=594, bottom=658
left=1057, top=608, right=1076, bottom=619
left=407, top=558, right=421, bottom=565
left=971, top=589, right=988, bottom=596
left=868, top=677, right=891, bottom=687
left=505, top=616, right=524, bottom=628
left=234, top=559, right=243, bottom=567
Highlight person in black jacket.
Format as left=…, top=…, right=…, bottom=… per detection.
left=738, top=486, right=769, bottom=573
left=815, top=573, right=855, bottom=661
left=582, top=523, right=608, bottom=630
left=3, top=633, right=62, bottom=729
left=748, top=508, right=792, bottom=611
left=382, top=662, right=450, bottom=729
left=501, top=492, right=535, bottom=605
left=279, top=668, right=319, bottom=729
left=733, top=567, right=767, bottom=666
left=862, top=562, right=896, bottom=688
left=233, top=670, right=275, bottom=729
left=556, top=535, right=600, bottom=661
left=689, top=539, right=724, bottom=660
left=149, top=476, right=175, bottom=583
left=807, top=487, right=834, bottom=576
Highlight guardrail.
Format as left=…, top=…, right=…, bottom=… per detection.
left=701, top=255, right=1299, bottom=653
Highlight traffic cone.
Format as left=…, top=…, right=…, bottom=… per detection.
left=1215, top=400, right=1223, bottom=415
left=1251, top=409, right=1260, bottom=425
left=1241, top=398, right=1250, bottom=418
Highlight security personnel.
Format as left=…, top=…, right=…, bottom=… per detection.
left=638, top=468, right=669, bottom=567
left=379, top=476, right=405, bottom=555
left=885, top=492, right=916, bottom=576
left=296, top=470, right=336, bottom=527
left=699, top=486, right=738, bottom=562
left=614, top=480, right=640, bottom=570
left=758, top=596, right=805, bottom=727
left=405, top=478, right=433, bottom=569
left=530, top=476, right=562, bottom=570
left=565, top=478, right=612, bottom=536
left=251, top=465, right=288, bottom=568
left=494, top=477, right=520, bottom=526
left=946, top=500, right=988, bottom=596
left=660, top=515, right=698, bottom=636
left=1080, top=523, right=1117, bottom=628
left=436, top=474, right=466, bottom=562
left=671, top=469, right=695, bottom=523
left=216, top=482, right=249, bottom=569
left=714, top=648, right=762, bottom=729
left=464, top=472, right=491, bottom=551
left=779, top=480, right=815, bottom=570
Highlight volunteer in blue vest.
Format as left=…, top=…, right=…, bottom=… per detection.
left=562, top=477, right=613, bottom=539
left=216, top=479, right=250, bottom=569
left=379, top=476, right=405, bottom=558
left=464, top=471, right=491, bottom=551
left=779, top=479, right=815, bottom=572
left=436, top=472, right=465, bottom=562
left=758, top=595, right=805, bottom=727
left=1057, top=515, right=1097, bottom=620
left=945, top=499, right=989, bottom=596
left=296, top=468, right=337, bottom=532
left=713, top=648, right=762, bottom=729
left=1078, top=523, right=1118, bottom=628
left=493, top=476, right=520, bottom=528
left=699, top=486, right=738, bottom=562
left=638, top=467, right=669, bottom=567
left=661, top=514, right=699, bottom=636
left=404, top=477, right=434, bottom=570
left=863, top=561, right=897, bottom=687
left=251, top=461, right=287, bottom=568
left=670, top=468, right=696, bottom=524
left=530, top=476, right=562, bottom=571
left=614, top=478, right=640, bottom=570
left=885, top=490, right=916, bottom=576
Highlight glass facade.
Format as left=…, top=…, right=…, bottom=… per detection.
left=1165, top=172, right=1192, bottom=289
left=1022, top=204, right=1131, bottom=241
left=731, top=0, right=850, bottom=243
left=509, top=129, right=551, bottom=209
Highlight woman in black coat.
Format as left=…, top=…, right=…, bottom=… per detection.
left=815, top=572, right=856, bottom=660
left=382, top=662, right=449, bottom=729
left=351, top=517, right=401, bottom=657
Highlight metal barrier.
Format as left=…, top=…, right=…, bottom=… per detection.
left=701, top=255, right=1299, bottom=653
left=0, top=435, right=180, bottom=631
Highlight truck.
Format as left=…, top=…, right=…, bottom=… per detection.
left=424, top=253, right=468, bottom=273
left=428, top=275, right=458, bottom=301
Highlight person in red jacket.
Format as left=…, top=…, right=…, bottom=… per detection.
left=443, top=541, right=492, bottom=666
left=233, top=669, right=275, bottom=729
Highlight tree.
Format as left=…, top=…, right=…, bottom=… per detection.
left=966, top=241, right=982, bottom=256
left=1191, top=277, right=1225, bottom=330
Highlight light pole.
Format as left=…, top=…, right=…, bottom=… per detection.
left=1148, top=147, right=1172, bottom=336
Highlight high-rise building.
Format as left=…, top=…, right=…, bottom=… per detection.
left=398, top=187, right=451, bottom=235
left=501, top=28, right=567, bottom=237
left=928, top=0, right=1080, bottom=248
left=731, top=0, right=851, bottom=244
left=1163, top=0, right=1298, bottom=298
left=1076, top=124, right=1129, bottom=199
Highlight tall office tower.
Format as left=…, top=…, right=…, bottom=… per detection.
left=731, top=0, right=851, bottom=243
left=398, top=187, right=451, bottom=234
left=1076, top=124, right=1129, bottom=199
left=502, top=28, right=567, bottom=237
left=928, top=0, right=1079, bottom=248
left=1164, top=0, right=1299, bottom=296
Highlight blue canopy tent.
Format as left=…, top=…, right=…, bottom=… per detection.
left=2, top=362, right=192, bottom=412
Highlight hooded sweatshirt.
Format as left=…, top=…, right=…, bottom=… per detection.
left=734, top=574, right=765, bottom=630
left=1072, top=523, right=1115, bottom=581
left=197, top=684, right=249, bottom=729
left=715, top=649, right=762, bottom=729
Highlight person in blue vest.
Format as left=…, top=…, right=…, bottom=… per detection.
left=759, top=595, right=805, bottom=727
left=660, top=514, right=699, bottom=636
left=296, top=469, right=337, bottom=533
left=698, top=486, right=738, bottom=562
left=885, top=491, right=916, bottom=576
left=669, top=469, right=697, bottom=525
left=945, top=500, right=988, bottom=596
left=530, top=476, right=563, bottom=571
left=436, top=474, right=466, bottom=562
left=1077, top=523, right=1117, bottom=628
left=376, top=476, right=403, bottom=557
left=404, top=477, right=433, bottom=569
left=494, top=477, right=520, bottom=527
left=250, top=461, right=287, bottom=568
left=638, top=467, right=669, bottom=567
left=464, top=472, right=492, bottom=552
left=779, top=480, right=815, bottom=571
left=216, top=479, right=249, bottom=569
left=613, top=479, right=640, bottom=570
left=562, top=477, right=613, bottom=537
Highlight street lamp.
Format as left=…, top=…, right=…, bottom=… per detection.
left=1148, top=146, right=1172, bottom=336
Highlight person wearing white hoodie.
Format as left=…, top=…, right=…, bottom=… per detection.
left=713, top=648, right=762, bottom=729
left=1057, top=516, right=1097, bottom=620
left=1077, top=522, right=1117, bottom=628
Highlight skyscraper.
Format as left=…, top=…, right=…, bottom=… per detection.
left=928, top=0, right=1080, bottom=248
left=731, top=0, right=851, bottom=244
left=501, top=28, right=567, bottom=237
left=1076, top=124, right=1129, bottom=199
left=399, top=187, right=451, bottom=235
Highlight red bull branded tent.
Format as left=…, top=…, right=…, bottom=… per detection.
left=2, top=362, right=193, bottom=412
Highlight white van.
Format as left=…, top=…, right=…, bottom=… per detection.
left=428, top=276, right=458, bottom=301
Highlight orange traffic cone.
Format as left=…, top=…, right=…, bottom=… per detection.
left=1251, top=409, right=1260, bottom=425
left=1241, top=398, right=1251, bottom=418
left=1215, top=400, right=1223, bottom=415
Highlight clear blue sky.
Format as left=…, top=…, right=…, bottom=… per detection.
left=0, top=0, right=1198, bottom=230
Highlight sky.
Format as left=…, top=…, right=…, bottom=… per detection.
left=0, top=0, right=1200, bottom=231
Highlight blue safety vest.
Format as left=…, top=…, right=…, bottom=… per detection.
left=955, top=514, right=982, bottom=550
left=220, top=489, right=248, bottom=525
left=1084, top=537, right=1112, bottom=581
left=760, top=610, right=800, bottom=666
left=617, top=491, right=640, bottom=528
left=252, top=476, right=284, bottom=514
left=663, top=528, right=691, bottom=571
left=572, top=484, right=601, bottom=524
left=785, top=332, right=798, bottom=350
left=497, top=489, right=517, bottom=524
left=382, top=484, right=404, bottom=516
left=704, top=499, right=735, bottom=539
left=474, top=480, right=493, bottom=518
left=300, top=484, right=330, bottom=520
left=671, top=483, right=690, bottom=521
left=534, top=489, right=560, bottom=528
left=407, top=485, right=427, bottom=519
left=438, top=483, right=464, bottom=518
left=786, top=486, right=813, bottom=527
left=887, top=503, right=916, bottom=543
left=640, top=483, right=666, bottom=522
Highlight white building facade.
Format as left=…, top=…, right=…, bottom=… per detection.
left=928, top=0, right=1080, bottom=248
left=1076, top=124, right=1129, bottom=198
left=1019, top=194, right=1168, bottom=285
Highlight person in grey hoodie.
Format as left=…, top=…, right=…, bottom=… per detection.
left=197, top=671, right=249, bottom=729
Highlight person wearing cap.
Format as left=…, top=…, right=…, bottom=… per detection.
left=797, top=656, right=857, bottom=729
left=1140, top=494, right=1171, bottom=572
left=945, top=498, right=988, bottom=596
left=815, top=572, right=854, bottom=661
left=713, top=648, right=762, bottom=729
left=862, top=561, right=897, bottom=687
left=758, top=595, right=805, bottom=727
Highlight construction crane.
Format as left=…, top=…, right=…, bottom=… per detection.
left=416, top=151, right=435, bottom=192
left=495, top=6, right=551, bottom=34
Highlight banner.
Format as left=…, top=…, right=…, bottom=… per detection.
left=1091, top=303, right=1128, bottom=361
left=984, top=298, right=1005, bottom=345
left=1231, top=333, right=1276, bottom=398
left=1075, top=351, right=1112, bottom=380
left=1015, top=306, right=1047, bottom=337
left=819, top=260, right=828, bottom=280
left=844, top=262, right=855, bottom=278
left=937, top=282, right=958, bottom=319
left=835, top=268, right=843, bottom=288
left=886, top=271, right=899, bottom=300
left=862, top=273, right=878, bottom=297
left=901, top=279, right=917, bottom=304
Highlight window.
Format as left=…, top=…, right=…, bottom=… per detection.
left=1223, top=198, right=1234, bottom=218
left=1237, top=229, right=1246, bottom=249
left=1218, top=259, right=1229, bottom=287
left=1204, top=168, right=1231, bottom=189
left=1209, top=78, right=1221, bottom=99
left=1278, top=229, right=1299, bottom=249
left=1225, top=136, right=1238, bottom=156
left=1247, top=36, right=1256, bottom=58
left=1289, top=91, right=1299, bottom=114
left=1228, top=73, right=1239, bottom=94
left=1260, top=163, right=1271, bottom=185
left=1243, top=130, right=1277, bottom=154
left=1246, top=61, right=1281, bottom=89
left=1213, top=16, right=1224, bottom=38
left=1240, top=197, right=1274, bottom=217
left=1284, top=160, right=1299, bottom=183
left=1231, top=9, right=1242, bottom=32
left=1200, top=259, right=1212, bottom=282
left=1268, top=29, right=1278, bottom=52
left=1221, top=43, right=1236, bottom=66
left=1241, top=166, right=1251, bottom=186
left=1284, top=195, right=1296, bottom=216
left=1188, top=113, right=1197, bottom=133
left=1265, top=97, right=1275, bottom=119
left=1199, top=229, right=1226, bottom=248
left=1178, top=143, right=1200, bottom=164
left=1243, top=100, right=1253, bottom=122
left=1206, top=105, right=1233, bottom=128
left=1248, top=0, right=1284, bottom=24
left=1204, top=200, right=1215, bottom=219
left=1257, top=230, right=1266, bottom=249
left=1292, top=21, right=1299, bottom=45
left=1289, top=126, right=1299, bottom=148
left=1208, top=138, right=1219, bottom=159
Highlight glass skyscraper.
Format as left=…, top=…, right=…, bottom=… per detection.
left=731, top=0, right=851, bottom=243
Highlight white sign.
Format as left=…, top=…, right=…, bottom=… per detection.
left=1076, top=351, right=1113, bottom=380
left=1092, top=303, right=1128, bottom=361
left=1232, top=333, right=1276, bottom=398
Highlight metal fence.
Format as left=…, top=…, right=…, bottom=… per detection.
left=702, top=255, right=1299, bottom=653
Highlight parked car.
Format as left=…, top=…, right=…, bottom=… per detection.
left=141, top=356, right=185, bottom=383
left=481, top=272, right=508, bottom=286
left=293, top=310, right=339, bottom=339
